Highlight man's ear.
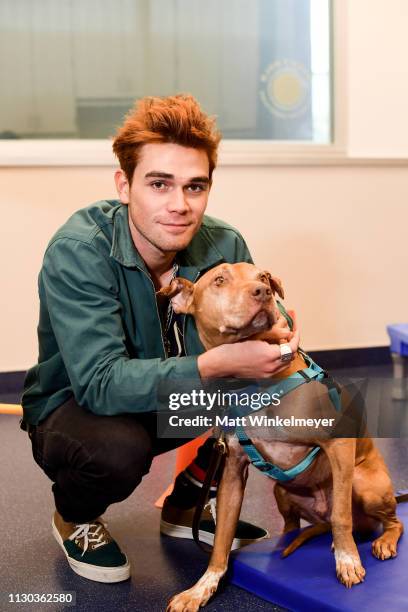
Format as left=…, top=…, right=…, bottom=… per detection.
left=265, top=272, right=285, bottom=300
left=157, top=278, right=195, bottom=314
left=114, top=169, right=130, bottom=204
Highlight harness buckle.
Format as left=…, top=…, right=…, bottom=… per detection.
left=298, top=370, right=312, bottom=382
left=215, top=437, right=228, bottom=455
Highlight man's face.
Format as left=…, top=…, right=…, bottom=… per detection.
left=115, top=142, right=211, bottom=255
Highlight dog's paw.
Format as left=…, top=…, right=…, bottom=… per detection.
left=372, top=535, right=398, bottom=560
left=166, top=587, right=216, bottom=612
left=166, top=591, right=202, bottom=612
left=166, top=569, right=223, bottom=612
left=335, top=550, right=366, bottom=588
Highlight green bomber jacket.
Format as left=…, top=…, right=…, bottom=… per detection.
left=21, top=200, right=254, bottom=427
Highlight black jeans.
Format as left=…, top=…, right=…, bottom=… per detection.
left=29, top=396, right=213, bottom=523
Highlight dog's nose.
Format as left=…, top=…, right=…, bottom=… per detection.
left=251, top=284, right=272, bottom=302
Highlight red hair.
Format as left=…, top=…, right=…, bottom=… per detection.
left=112, top=94, right=221, bottom=183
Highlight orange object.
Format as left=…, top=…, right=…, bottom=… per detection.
left=0, top=403, right=23, bottom=415
left=155, top=432, right=211, bottom=508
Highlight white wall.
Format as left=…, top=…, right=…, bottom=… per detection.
left=1, top=0, right=408, bottom=371
left=347, top=0, right=408, bottom=156
left=1, top=162, right=407, bottom=372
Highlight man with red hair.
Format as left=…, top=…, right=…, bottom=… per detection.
left=21, top=94, right=299, bottom=582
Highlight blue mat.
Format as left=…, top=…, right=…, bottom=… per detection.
left=231, top=500, right=408, bottom=612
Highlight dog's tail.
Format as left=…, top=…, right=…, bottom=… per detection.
left=281, top=523, right=331, bottom=558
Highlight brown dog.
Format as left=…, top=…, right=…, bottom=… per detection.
left=161, top=262, right=403, bottom=611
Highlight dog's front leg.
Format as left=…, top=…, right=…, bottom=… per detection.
left=167, top=440, right=249, bottom=612
left=320, top=438, right=365, bottom=587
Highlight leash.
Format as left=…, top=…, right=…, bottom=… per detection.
left=192, top=431, right=228, bottom=553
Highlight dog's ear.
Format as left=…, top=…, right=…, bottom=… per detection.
left=157, top=278, right=195, bottom=314
left=265, top=272, right=285, bottom=300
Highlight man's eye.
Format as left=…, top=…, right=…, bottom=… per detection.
left=214, top=276, right=225, bottom=286
left=151, top=181, right=167, bottom=190
left=187, top=184, right=205, bottom=193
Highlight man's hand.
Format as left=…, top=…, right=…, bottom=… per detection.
left=260, top=311, right=295, bottom=344
left=197, top=311, right=300, bottom=379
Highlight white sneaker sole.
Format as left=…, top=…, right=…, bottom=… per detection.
left=160, top=519, right=269, bottom=551
left=51, top=517, right=130, bottom=583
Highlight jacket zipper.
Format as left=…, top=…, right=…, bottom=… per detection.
left=136, top=264, right=201, bottom=359
left=135, top=265, right=167, bottom=359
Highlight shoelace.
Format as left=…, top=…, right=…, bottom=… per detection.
left=68, top=519, right=109, bottom=557
left=204, top=498, right=217, bottom=525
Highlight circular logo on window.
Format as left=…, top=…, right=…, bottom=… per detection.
left=260, top=59, right=310, bottom=119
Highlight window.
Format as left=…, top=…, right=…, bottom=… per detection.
left=0, top=0, right=332, bottom=144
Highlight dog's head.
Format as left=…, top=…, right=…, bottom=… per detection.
left=158, top=262, right=284, bottom=348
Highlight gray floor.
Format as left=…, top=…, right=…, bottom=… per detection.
left=1, top=364, right=408, bottom=612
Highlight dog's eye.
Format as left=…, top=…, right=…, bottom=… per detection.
left=260, top=274, right=268, bottom=283
left=214, top=276, right=225, bottom=286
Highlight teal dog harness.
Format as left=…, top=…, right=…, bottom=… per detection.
left=233, top=351, right=342, bottom=482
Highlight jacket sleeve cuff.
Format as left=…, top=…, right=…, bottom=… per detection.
left=172, top=355, right=204, bottom=387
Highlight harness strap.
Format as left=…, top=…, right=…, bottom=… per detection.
left=233, top=352, right=342, bottom=482
left=236, top=424, right=321, bottom=481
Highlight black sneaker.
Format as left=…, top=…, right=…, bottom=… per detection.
left=160, top=497, right=268, bottom=550
left=52, top=511, right=130, bottom=582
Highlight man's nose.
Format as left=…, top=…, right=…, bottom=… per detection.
left=167, top=188, right=189, bottom=213
left=250, top=283, right=272, bottom=303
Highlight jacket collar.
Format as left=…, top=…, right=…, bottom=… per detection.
left=110, top=203, right=224, bottom=280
